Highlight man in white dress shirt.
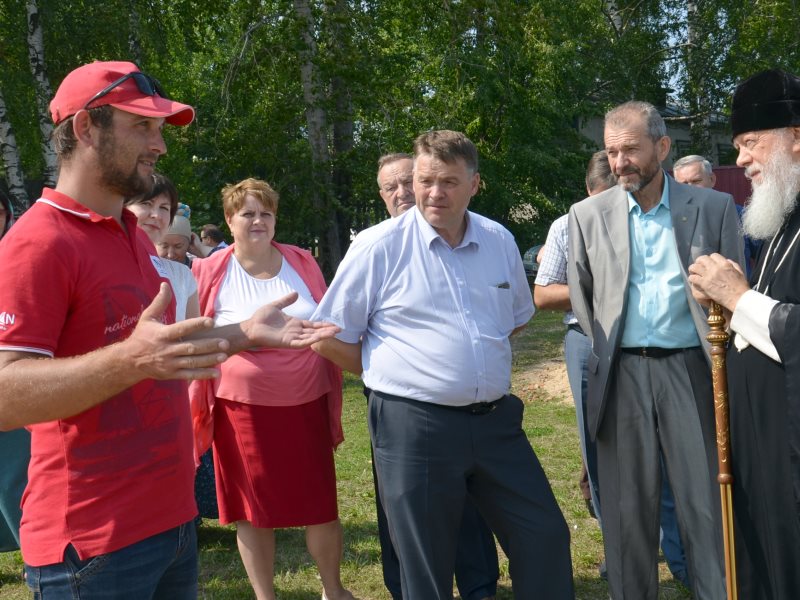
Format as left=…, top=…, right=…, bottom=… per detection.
left=369, top=152, right=499, bottom=600
left=313, top=130, right=573, bottom=599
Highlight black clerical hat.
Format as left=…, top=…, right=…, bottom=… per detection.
left=731, top=69, right=800, bottom=138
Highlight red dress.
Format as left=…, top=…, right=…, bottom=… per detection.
left=189, top=243, right=344, bottom=526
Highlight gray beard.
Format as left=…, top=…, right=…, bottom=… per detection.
left=742, top=151, right=800, bottom=240
left=618, top=160, right=659, bottom=193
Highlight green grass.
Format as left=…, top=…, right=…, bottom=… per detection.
left=0, top=310, right=691, bottom=599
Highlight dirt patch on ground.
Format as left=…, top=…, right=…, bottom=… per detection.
left=516, top=356, right=573, bottom=404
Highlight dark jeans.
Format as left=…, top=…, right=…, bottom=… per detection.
left=25, top=521, right=197, bottom=600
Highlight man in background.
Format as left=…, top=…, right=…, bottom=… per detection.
left=673, top=154, right=718, bottom=189
left=200, top=223, right=228, bottom=255
left=534, top=151, right=614, bottom=572
left=674, top=154, right=758, bottom=276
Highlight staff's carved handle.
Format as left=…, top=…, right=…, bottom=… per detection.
left=707, top=301, right=732, bottom=483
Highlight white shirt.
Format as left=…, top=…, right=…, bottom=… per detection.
left=313, top=207, right=534, bottom=406
left=152, top=257, right=197, bottom=322
left=214, top=254, right=317, bottom=325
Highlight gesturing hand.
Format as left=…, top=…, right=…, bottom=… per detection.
left=124, top=283, right=230, bottom=381
left=243, top=292, right=341, bottom=349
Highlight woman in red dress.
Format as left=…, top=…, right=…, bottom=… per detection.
left=191, top=178, right=355, bottom=600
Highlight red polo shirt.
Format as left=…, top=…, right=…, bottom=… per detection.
left=0, top=188, right=196, bottom=566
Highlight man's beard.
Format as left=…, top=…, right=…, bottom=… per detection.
left=742, top=148, right=800, bottom=240
left=617, top=155, right=659, bottom=193
left=97, top=128, right=154, bottom=199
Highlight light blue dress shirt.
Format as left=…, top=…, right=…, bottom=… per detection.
left=621, top=176, right=700, bottom=348
left=313, top=207, right=534, bottom=406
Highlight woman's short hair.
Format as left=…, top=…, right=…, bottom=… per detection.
left=124, top=173, right=179, bottom=223
left=221, top=178, right=279, bottom=218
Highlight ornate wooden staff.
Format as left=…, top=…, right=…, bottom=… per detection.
left=706, top=301, right=738, bottom=600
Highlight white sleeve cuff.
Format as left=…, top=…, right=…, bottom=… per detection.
left=730, top=290, right=781, bottom=362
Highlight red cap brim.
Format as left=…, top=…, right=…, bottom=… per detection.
left=110, top=94, right=195, bottom=126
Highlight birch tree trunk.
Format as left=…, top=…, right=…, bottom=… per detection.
left=686, top=1, right=712, bottom=158
left=605, top=0, right=623, bottom=34
left=26, top=0, right=58, bottom=187
left=293, top=0, right=342, bottom=276
left=129, top=0, right=144, bottom=67
left=329, top=0, right=354, bottom=252
left=0, top=87, right=30, bottom=214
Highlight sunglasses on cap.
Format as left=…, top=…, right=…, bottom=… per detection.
left=82, top=71, right=168, bottom=111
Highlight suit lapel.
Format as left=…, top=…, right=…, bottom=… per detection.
left=601, top=188, right=631, bottom=282
left=669, top=180, right=699, bottom=268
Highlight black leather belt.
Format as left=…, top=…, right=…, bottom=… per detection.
left=566, top=323, right=585, bottom=335
left=442, top=398, right=502, bottom=415
left=620, top=346, right=697, bottom=358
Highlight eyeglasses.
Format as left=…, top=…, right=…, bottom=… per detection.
left=82, top=72, right=168, bottom=111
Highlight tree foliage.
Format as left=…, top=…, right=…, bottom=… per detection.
left=2, top=0, right=800, bottom=275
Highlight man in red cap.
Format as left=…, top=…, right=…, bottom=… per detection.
left=690, top=68, right=800, bottom=599
left=0, top=61, right=338, bottom=599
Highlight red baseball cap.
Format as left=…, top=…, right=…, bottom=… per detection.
left=49, top=61, right=195, bottom=126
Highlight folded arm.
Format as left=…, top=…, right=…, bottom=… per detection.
left=534, top=283, right=571, bottom=311
left=312, top=338, right=363, bottom=375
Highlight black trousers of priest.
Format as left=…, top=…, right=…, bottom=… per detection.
left=368, top=390, right=574, bottom=600
left=727, top=344, right=800, bottom=600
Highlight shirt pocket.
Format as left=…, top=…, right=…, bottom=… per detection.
left=487, top=285, right=516, bottom=336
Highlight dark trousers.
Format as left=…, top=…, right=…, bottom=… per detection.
left=566, top=330, right=689, bottom=584
left=366, top=389, right=498, bottom=600
left=369, top=391, right=574, bottom=600
left=598, top=348, right=725, bottom=600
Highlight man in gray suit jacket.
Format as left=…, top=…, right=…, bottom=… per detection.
left=567, top=101, right=743, bottom=600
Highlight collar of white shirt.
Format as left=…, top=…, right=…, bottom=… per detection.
left=414, top=207, right=479, bottom=250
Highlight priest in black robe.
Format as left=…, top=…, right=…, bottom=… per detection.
left=689, top=69, right=800, bottom=600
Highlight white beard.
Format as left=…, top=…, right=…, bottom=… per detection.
left=742, top=149, right=800, bottom=240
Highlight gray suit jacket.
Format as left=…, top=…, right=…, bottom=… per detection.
left=567, top=176, right=744, bottom=440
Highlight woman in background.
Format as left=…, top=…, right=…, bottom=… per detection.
left=190, top=178, right=354, bottom=600
left=157, top=203, right=202, bottom=267
left=125, top=175, right=220, bottom=522
left=124, top=174, right=199, bottom=321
